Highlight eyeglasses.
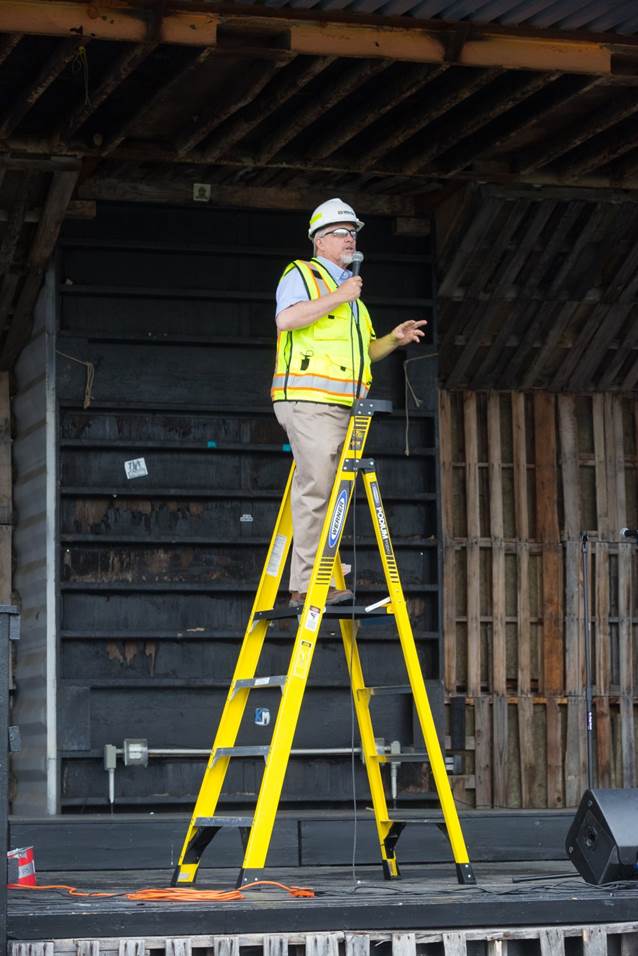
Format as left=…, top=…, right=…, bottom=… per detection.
left=319, top=228, right=358, bottom=239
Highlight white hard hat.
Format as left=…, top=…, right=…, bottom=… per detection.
left=308, top=198, right=364, bottom=238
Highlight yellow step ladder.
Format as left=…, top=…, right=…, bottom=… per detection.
left=172, top=399, right=475, bottom=888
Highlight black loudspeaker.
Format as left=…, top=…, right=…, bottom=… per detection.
left=566, top=788, right=638, bottom=884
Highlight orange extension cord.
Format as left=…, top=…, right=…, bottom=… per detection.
left=7, top=880, right=315, bottom=902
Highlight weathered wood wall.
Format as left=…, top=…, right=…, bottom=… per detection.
left=439, top=389, right=638, bottom=809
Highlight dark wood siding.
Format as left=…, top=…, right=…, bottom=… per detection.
left=56, top=202, right=438, bottom=811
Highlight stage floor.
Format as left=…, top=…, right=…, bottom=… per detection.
left=9, top=861, right=638, bottom=942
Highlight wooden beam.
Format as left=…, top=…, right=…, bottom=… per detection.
left=257, top=59, right=392, bottom=165
left=1, top=1, right=637, bottom=74
left=517, top=90, right=638, bottom=174
left=561, top=114, right=638, bottom=179
left=54, top=41, right=158, bottom=143
left=77, top=175, right=423, bottom=216
left=406, top=71, right=560, bottom=175
left=176, top=58, right=287, bottom=156
left=362, top=69, right=500, bottom=172
left=0, top=36, right=85, bottom=140
left=0, top=169, right=79, bottom=369
left=441, top=76, right=604, bottom=177
left=103, top=45, right=217, bottom=155
left=202, top=56, right=334, bottom=163
left=0, top=32, right=22, bottom=67
left=314, top=63, right=447, bottom=161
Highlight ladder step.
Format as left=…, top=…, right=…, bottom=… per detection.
left=232, top=676, right=286, bottom=696
left=194, top=815, right=254, bottom=828
left=212, top=745, right=269, bottom=764
left=255, top=605, right=394, bottom=622
left=366, top=684, right=412, bottom=696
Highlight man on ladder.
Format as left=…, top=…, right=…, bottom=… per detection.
left=172, top=200, right=476, bottom=889
left=272, top=198, right=427, bottom=608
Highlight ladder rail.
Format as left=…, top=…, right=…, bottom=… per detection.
left=361, top=467, right=473, bottom=871
left=239, top=413, right=373, bottom=881
left=173, top=462, right=296, bottom=884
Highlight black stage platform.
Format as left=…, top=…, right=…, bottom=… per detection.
left=9, top=862, right=638, bottom=941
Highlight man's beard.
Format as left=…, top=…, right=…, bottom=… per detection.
left=340, top=251, right=354, bottom=266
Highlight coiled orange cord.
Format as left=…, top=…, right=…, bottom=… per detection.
left=7, top=880, right=315, bottom=901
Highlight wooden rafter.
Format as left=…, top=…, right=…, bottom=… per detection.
left=103, top=46, right=217, bottom=155
left=0, top=32, right=22, bottom=66
left=405, top=71, right=560, bottom=174
left=313, top=63, right=447, bottom=161
left=0, top=36, right=85, bottom=140
left=562, top=115, right=638, bottom=178
left=176, top=58, right=287, bottom=156
left=518, top=89, right=638, bottom=174
left=256, top=58, right=392, bottom=165
left=1, top=1, right=637, bottom=75
left=441, top=75, right=604, bottom=176
left=54, top=41, right=159, bottom=144
left=0, top=169, right=79, bottom=368
left=202, top=56, right=334, bottom=163
left=361, top=68, right=501, bottom=171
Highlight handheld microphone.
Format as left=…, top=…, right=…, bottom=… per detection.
left=620, top=528, right=638, bottom=539
left=351, top=251, right=364, bottom=277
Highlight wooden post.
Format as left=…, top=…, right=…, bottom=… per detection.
left=439, top=390, right=457, bottom=693
left=534, top=393, right=563, bottom=808
left=464, top=392, right=481, bottom=698
left=0, top=372, right=10, bottom=603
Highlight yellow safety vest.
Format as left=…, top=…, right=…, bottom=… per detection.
left=271, top=258, right=375, bottom=407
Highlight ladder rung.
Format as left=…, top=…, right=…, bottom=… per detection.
left=194, top=815, right=254, bottom=828
left=232, top=676, right=287, bottom=697
left=255, top=605, right=394, bottom=622
left=366, top=684, right=412, bottom=696
left=212, top=745, right=269, bottom=764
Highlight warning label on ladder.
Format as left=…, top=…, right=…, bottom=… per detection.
left=266, top=534, right=287, bottom=577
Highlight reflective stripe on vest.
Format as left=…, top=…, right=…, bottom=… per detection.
left=272, top=259, right=374, bottom=407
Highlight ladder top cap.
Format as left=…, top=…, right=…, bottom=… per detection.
left=352, top=399, right=393, bottom=416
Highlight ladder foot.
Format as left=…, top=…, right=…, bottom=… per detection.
left=456, top=862, right=477, bottom=885
left=171, top=864, right=198, bottom=887
left=382, top=859, right=401, bottom=880
left=237, top=867, right=265, bottom=888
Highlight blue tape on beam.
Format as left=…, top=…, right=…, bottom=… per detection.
left=207, top=441, right=217, bottom=448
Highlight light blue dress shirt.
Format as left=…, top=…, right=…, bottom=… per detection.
left=275, top=255, right=354, bottom=317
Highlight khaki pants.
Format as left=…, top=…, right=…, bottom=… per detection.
left=274, top=401, right=351, bottom=592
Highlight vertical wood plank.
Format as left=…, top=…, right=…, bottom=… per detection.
left=595, top=696, right=612, bottom=788
left=464, top=392, right=481, bottom=697
left=167, top=941, right=192, bottom=956
left=512, top=393, right=530, bottom=695
left=306, top=936, right=340, bottom=956
left=534, top=393, right=563, bottom=694
left=265, top=938, right=289, bottom=956
left=540, top=928, right=566, bottom=956
left=214, top=940, right=239, bottom=956
left=518, top=696, right=534, bottom=808
left=546, top=697, right=563, bottom=808
left=618, top=540, right=635, bottom=787
left=535, top=394, right=564, bottom=808
left=0, top=372, right=11, bottom=603
left=604, top=394, right=619, bottom=533
left=439, top=390, right=457, bottom=692
left=593, top=394, right=608, bottom=532
left=391, top=934, right=416, bottom=956
left=442, top=933, right=466, bottom=956
left=474, top=696, right=492, bottom=808
left=612, top=395, right=627, bottom=532
left=582, top=926, right=607, bottom=956
left=488, top=393, right=506, bottom=695
left=345, top=937, right=369, bottom=956
left=487, top=942, right=507, bottom=956
left=492, top=695, right=508, bottom=807
left=565, top=696, right=587, bottom=807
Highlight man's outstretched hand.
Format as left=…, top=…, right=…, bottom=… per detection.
left=390, top=319, right=428, bottom=345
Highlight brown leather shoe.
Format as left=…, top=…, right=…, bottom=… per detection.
left=326, top=587, right=353, bottom=605
left=288, top=591, right=306, bottom=608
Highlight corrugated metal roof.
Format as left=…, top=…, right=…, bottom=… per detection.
left=259, top=0, right=638, bottom=36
